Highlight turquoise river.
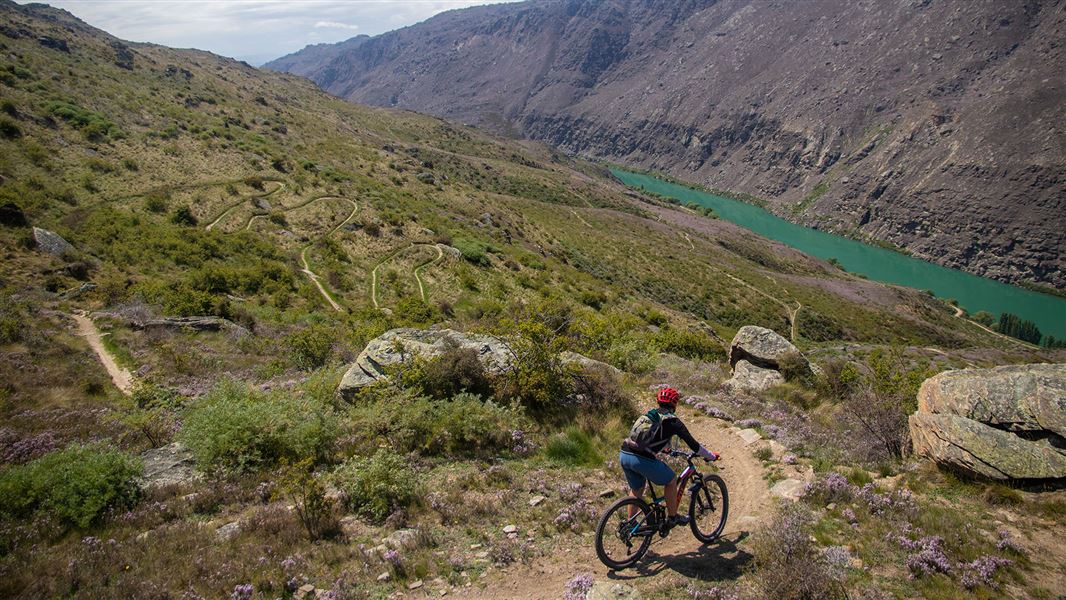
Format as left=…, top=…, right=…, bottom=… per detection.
left=612, top=169, right=1066, bottom=340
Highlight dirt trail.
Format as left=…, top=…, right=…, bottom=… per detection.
left=71, top=312, right=134, bottom=395
left=371, top=243, right=447, bottom=309
left=714, top=268, right=802, bottom=342
left=205, top=181, right=285, bottom=231
left=452, top=415, right=773, bottom=599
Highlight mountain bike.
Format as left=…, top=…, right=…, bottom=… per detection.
left=594, top=450, right=729, bottom=569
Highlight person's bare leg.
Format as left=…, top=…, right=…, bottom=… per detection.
left=665, top=476, right=680, bottom=517
left=627, top=484, right=645, bottom=518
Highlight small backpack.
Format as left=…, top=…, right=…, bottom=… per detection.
left=626, top=408, right=676, bottom=454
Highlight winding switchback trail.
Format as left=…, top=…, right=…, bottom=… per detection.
left=242, top=193, right=359, bottom=312
left=370, top=243, right=448, bottom=309
left=715, top=269, right=803, bottom=342
left=204, top=181, right=285, bottom=231
left=71, top=312, right=134, bottom=395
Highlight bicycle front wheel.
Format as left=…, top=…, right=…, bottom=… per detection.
left=594, top=497, right=655, bottom=570
left=689, top=474, right=729, bottom=543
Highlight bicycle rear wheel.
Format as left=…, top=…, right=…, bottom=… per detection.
left=689, top=474, right=729, bottom=543
left=594, top=497, right=655, bottom=569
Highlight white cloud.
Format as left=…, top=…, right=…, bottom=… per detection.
left=314, top=21, right=359, bottom=31
left=21, top=1, right=517, bottom=64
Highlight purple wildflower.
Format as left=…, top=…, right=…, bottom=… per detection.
left=563, top=573, right=594, bottom=600
left=686, top=582, right=739, bottom=600
left=996, top=530, right=1024, bottom=555
left=959, top=555, right=1012, bottom=590
left=782, top=453, right=798, bottom=465
left=230, top=584, right=253, bottom=600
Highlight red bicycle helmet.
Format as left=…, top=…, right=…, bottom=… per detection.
left=657, top=387, right=680, bottom=406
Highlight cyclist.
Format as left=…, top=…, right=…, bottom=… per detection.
left=619, top=387, right=718, bottom=527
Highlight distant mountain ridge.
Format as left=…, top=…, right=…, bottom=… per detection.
left=266, top=0, right=1066, bottom=290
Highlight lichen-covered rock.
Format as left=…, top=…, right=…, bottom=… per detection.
left=337, top=328, right=513, bottom=399
left=139, top=442, right=201, bottom=489
left=728, top=325, right=805, bottom=370
left=723, top=359, right=785, bottom=392
left=32, top=226, right=74, bottom=255
left=917, top=363, right=1066, bottom=437
left=909, top=412, right=1066, bottom=480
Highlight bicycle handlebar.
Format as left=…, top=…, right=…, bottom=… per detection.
left=665, top=449, right=719, bottom=464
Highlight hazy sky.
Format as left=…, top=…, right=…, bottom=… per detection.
left=23, top=1, right=512, bottom=65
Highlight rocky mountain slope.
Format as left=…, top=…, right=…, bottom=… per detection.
left=267, top=0, right=1066, bottom=290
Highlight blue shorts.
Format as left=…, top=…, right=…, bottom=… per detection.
left=619, top=450, right=676, bottom=491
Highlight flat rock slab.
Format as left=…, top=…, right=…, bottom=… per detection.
left=736, top=428, right=762, bottom=445
left=33, top=227, right=74, bottom=255
left=139, top=442, right=201, bottom=489
left=770, top=478, right=807, bottom=501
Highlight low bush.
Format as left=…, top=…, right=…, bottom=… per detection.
left=347, top=390, right=527, bottom=458
left=398, top=345, right=493, bottom=399
left=179, top=380, right=338, bottom=473
left=654, top=326, right=725, bottom=362
left=286, top=324, right=335, bottom=371
left=453, top=237, right=491, bottom=266
left=331, top=449, right=420, bottom=522
left=278, top=459, right=340, bottom=541
left=544, top=426, right=601, bottom=466
left=0, top=444, right=142, bottom=528
left=750, top=504, right=845, bottom=600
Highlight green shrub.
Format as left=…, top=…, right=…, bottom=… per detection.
left=0, top=117, right=20, bottom=139
left=286, top=324, right=335, bottom=371
left=398, top=345, right=493, bottom=399
left=179, top=380, right=338, bottom=473
left=348, top=390, right=526, bottom=458
left=170, top=206, right=198, bottom=226
left=654, top=326, right=725, bottom=361
left=279, top=459, right=340, bottom=541
left=394, top=296, right=441, bottom=325
left=0, top=445, right=142, bottom=528
left=144, top=193, right=168, bottom=213
left=777, top=351, right=814, bottom=386
left=544, top=426, right=601, bottom=466
left=331, top=449, right=420, bottom=522
left=453, top=237, right=491, bottom=266
left=46, top=101, right=121, bottom=141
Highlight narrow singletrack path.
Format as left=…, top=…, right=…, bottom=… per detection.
left=71, top=312, right=134, bottom=395
left=235, top=191, right=358, bottom=312
left=204, top=181, right=285, bottom=231
left=370, top=243, right=448, bottom=309
left=714, top=268, right=803, bottom=342
left=569, top=207, right=593, bottom=229
left=450, top=414, right=774, bottom=600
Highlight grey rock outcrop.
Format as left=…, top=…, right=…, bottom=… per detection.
left=723, top=359, right=785, bottom=393
left=728, top=325, right=802, bottom=369
left=909, top=363, right=1066, bottom=480
left=33, top=227, right=74, bottom=255
left=338, top=328, right=513, bottom=399
left=139, top=442, right=201, bottom=489
left=723, top=326, right=806, bottom=392
left=337, top=327, right=619, bottom=400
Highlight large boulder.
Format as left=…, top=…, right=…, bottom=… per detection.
left=909, top=363, right=1066, bottom=480
left=917, top=363, right=1066, bottom=437
left=909, top=413, right=1066, bottom=480
left=338, top=328, right=513, bottom=399
left=723, top=359, right=785, bottom=392
left=32, top=226, right=74, bottom=255
left=728, top=325, right=803, bottom=370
